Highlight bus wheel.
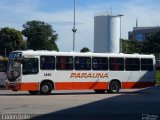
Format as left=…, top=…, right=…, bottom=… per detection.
left=28, top=91, right=39, bottom=95
left=94, top=90, right=106, bottom=94
left=108, top=81, right=120, bottom=93
left=40, top=82, right=52, bottom=95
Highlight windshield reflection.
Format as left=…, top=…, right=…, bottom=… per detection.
left=7, top=59, right=21, bottom=81
left=7, top=52, right=22, bottom=81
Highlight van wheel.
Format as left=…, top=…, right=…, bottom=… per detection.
left=108, top=81, right=120, bottom=93
left=28, top=91, right=39, bottom=95
left=40, top=82, right=52, bottom=95
left=94, top=90, right=106, bottom=94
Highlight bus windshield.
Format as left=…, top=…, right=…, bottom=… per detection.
left=9, top=52, right=22, bottom=59
left=7, top=52, right=22, bottom=81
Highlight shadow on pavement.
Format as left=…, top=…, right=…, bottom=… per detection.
left=30, top=85, right=160, bottom=120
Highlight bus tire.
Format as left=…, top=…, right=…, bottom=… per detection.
left=28, top=91, right=39, bottom=95
left=94, top=90, right=106, bottom=94
left=107, top=81, right=120, bottom=93
left=40, top=82, right=52, bottom=95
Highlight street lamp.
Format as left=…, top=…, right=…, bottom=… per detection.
left=118, top=14, right=124, bottom=53
left=72, top=0, right=77, bottom=51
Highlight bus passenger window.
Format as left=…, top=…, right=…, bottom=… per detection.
left=141, top=59, right=153, bottom=71
left=56, top=56, right=73, bottom=70
left=75, top=57, right=91, bottom=70
left=92, top=57, right=108, bottom=70
left=125, top=58, right=140, bottom=71
left=40, top=56, right=55, bottom=70
left=109, top=58, right=124, bottom=71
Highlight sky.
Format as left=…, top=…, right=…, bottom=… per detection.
left=0, top=0, right=160, bottom=52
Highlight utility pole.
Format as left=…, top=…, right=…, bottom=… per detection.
left=72, top=0, right=77, bottom=51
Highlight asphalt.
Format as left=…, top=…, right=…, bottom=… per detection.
left=0, top=86, right=160, bottom=120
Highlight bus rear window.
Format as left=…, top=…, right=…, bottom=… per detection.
left=141, top=59, right=153, bottom=71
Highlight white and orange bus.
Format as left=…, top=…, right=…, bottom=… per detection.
left=0, top=57, right=8, bottom=87
left=6, top=50, right=156, bottom=95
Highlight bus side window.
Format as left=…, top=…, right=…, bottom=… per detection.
left=125, top=58, right=140, bottom=71
left=92, top=57, right=108, bottom=70
left=141, top=59, right=153, bottom=71
left=109, top=58, right=124, bottom=71
left=40, top=56, right=55, bottom=70
left=56, top=56, right=73, bottom=70
left=74, top=57, right=91, bottom=70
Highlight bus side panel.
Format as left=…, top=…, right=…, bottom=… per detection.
left=21, top=73, right=40, bottom=91
left=55, top=82, right=108, bottom=90
left=122, top=71, right=156, bottom=89
left=17, top=82, right=39, bottom=91
left=73, top=71, right=108, bottom=90
left=122, top=82, right=155, bottom=89
left=108, top=71, right=156, bottom=89
left=73, top=82, right=108, bottom=90
left=53, top=71, right=74, bottom=90
left=54, top=71, right=109, bottom=90
left=55, top=82, right=74, bottom=90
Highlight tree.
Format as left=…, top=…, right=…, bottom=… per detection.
left=22, top=20, right=59, bottom=51
left=122, top=31, right=160, bottom=55
left=0, top=27, right=27, bottom=56
left=80, top=47, right=90, bottom=52
left=142, top=31, right=160, bottom=54
left=122, top=39, right=143, bottom=54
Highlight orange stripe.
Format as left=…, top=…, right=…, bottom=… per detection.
left=9, top=81, right=155, bottom=91
left=55, top=82, right=108, bottom=90
left=55, top=82, right=73, bottom=90
left=17, top=83, right=39, bottom=91
left=122, top=82, right=156, bottom=89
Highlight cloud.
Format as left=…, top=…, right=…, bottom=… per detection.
left=121, top=0, right=160, bottom=39
left=0, top=0, right=95, bottom=51
left=1, top=0, right=160, bottom=52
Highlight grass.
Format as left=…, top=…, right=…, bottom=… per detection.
left=156, top=69, right=160, bottom=84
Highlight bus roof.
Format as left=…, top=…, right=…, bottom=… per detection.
left=11, top=50, right=155, bottom=59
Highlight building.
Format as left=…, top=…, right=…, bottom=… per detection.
left=94, top=13, right=121, bottom=53
left=128, top=26, right=160, bottom=41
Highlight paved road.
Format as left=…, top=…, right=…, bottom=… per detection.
left=0, top=86, right=160, bottom=120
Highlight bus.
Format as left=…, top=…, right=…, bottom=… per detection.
left=0, top=57, right=8, bottom=87
left=6, top=50, right=156, bottom=95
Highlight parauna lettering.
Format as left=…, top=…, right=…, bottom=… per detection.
left=70, top=73, right=108, bottom=78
